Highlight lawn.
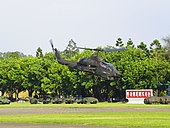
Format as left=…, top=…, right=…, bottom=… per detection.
left=0, top=102, right=170, bottom=128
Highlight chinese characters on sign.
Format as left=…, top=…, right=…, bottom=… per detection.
left=126, top=89, right=153, bottom=104
left=126, top=90, right=152, bottom=98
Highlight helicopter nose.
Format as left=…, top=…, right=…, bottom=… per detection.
left=117, top=74, right=122, bottom=78
left=115, top=71, right=121, bottom=78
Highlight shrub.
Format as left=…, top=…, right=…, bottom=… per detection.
left=30, top=98, right=38, bottom=104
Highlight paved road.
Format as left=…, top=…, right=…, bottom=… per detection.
left=0, top=107, right=169, bottom=115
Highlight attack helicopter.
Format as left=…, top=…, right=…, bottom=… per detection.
left=50, top=40, right=125, bottom=80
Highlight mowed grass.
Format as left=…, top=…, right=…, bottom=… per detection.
left=0, top=112, right=169, bottom=127
left=0, top=102, right=170, bottom=127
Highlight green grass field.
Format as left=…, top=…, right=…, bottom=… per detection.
left=1, top=102, right=170, bottom=108
left=0, top=102, right=170, bottom=128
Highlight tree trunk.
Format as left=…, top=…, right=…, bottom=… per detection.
left=28, top=89, right=34, bottom=97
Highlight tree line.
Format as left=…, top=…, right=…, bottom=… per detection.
left=0, top=37, right=170, bottom=101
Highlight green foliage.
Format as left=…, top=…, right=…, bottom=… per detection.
left=150, top=39, right=162, bottom=50
left=62, top=39, right=79, bottom=58
left=36, top=47, right=43, bottom=58
left=0, top=38, right=170, bottom=100
left=0, top=51, right=26, bottom=58
left=162, top=36, right=170, bottom=61
left=116, top=37, right=124, bottom=47
left=0, top=96, right=10, bottom=104
left=126, top=38, right=134, bottom=47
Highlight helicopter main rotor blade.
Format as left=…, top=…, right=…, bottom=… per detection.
left=104, top=48, right=126, bottom=52
left=76, top=47, right=101, bottom=51
left=76, top=46, right=126, bottom=52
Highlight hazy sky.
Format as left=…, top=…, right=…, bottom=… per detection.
left=0, top=0, right=170, bottom=55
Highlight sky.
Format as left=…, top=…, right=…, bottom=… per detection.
left=0, top=0, right=170, bottom=56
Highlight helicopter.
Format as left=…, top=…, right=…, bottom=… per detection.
left=50, top=40, right=125, bottom=80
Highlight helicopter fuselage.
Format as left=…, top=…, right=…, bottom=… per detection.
left=77, top=56, right=121, bottom=80
left=51, top=41, right=122, bottom=80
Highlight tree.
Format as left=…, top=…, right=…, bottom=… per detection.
left=137, top=42, right=148, bottom=51
left=62, top=39, right=79, bottom=58
left=0, top=58, right=26, bottom=99
left=0, top=59, right=8, bottom=96
left=36, top=47, right=43, bottom=58
left=162, top=36, right=170, bottom=44
left=162, top=36, right=170, bottom=61
left=2, top=51, right=26, bottom=58
left=21, top=57, right=46, bottom=97
left=149, top=39, right=165, bottom=60
left=41, top=61, right=63, bottom=96
left=1, top=38, right=170, bottom=100
left=150, top=39, right=162, bottom=50
left=116, top=38, right=124, bottom=47
left=126, top=38, right=134, bottom=47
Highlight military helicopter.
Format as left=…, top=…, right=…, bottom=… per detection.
left=50, top=40, right=125, bottom=80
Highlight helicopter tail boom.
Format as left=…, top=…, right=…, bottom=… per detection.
left=50, top=40, right=77, bottom=68
left=50, top=40, right=62, bottom=60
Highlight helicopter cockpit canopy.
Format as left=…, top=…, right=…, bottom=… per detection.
left=89, top=56, right=103, bottom=62
left=100, top=62, right=114, bottom=71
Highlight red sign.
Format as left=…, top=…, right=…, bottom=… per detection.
left=126, top=89, right=153, bottom=98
